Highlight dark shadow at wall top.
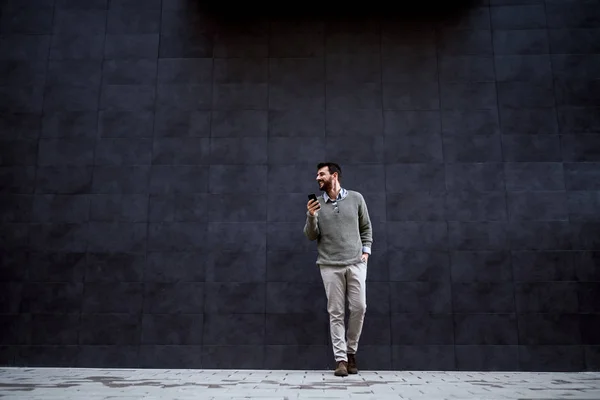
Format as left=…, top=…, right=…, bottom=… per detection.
left=185, top=0, right=484, bottom=32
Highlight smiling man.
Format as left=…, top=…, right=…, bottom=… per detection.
left=303, top=162, right=373, bottom=377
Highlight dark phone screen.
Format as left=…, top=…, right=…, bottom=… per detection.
left=308, top=194, right=317, bottom=201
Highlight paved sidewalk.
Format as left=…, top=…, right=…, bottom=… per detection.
left=0, top=368, right=599, bottom=399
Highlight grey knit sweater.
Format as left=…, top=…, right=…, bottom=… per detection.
left=303, top=190, right=373, bottom=266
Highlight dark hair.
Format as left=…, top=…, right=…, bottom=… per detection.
left=317, top=162, right=342, bottom=181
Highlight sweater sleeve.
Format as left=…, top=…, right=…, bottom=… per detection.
left=358, top=194, right=373, bottom=252
left=303, top=211, right=320, bottom=241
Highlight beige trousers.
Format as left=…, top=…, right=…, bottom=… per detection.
left=320, top=261, right=367, bottom=362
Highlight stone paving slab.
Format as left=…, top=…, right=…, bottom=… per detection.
left=0, top=368, right=599, bottom=399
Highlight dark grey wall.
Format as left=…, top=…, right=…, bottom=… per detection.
left=1, top=0, right=599, bottom=371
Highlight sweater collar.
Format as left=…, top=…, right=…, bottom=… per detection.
left=323, top=187, right=347, bottom=203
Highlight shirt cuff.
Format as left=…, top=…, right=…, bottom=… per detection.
left=362, top=246, right=371, bottom=254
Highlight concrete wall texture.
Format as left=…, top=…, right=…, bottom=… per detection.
left=0, top=0, right=599, bottom=371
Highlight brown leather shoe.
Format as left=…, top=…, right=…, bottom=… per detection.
left=347, top=353, right=358, bottom=374
left=334, top=361, right=348, bottom=377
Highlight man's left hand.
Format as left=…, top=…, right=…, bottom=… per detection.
left=361, top=253, right=369, bottom=263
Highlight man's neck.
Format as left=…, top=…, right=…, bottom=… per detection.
left=327, top=185, right=341, bottom=201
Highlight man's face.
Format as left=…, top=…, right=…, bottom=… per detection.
left=316, top=167, right=336, bottom=192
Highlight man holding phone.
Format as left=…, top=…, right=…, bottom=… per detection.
left=303, top=162, right=373, bottom=377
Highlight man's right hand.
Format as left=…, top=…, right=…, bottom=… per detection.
left=307, top=199, right=321, bottom=216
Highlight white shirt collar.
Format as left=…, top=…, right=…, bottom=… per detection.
left=323, top=187, right=347, bottom=202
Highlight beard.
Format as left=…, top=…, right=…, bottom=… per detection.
left=318, top=178, right=332, bottom=192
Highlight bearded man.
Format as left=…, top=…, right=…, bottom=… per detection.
left=303, top=162, right=373, bottom=377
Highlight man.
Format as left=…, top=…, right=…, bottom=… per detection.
left=303, top=162, right=373, bottom=377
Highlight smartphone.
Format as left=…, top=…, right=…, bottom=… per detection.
left=308, top=193, right=317, bottom=202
